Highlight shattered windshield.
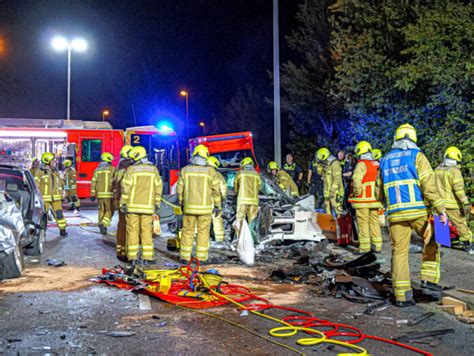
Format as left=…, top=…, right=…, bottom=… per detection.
left=213, top=150, right=253, bottom=169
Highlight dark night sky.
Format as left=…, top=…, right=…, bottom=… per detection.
left=0, top=0, right=300, bottom=136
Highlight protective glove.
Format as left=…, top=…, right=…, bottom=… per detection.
left=90, top=196, right=96, bottom=202
left=121, top=204, right=127, bottom=213
left=155, top=205, right=160, bottom=215
left=213, top=207, right=221, bottom=217
left=464, top=203, right=472, bottom=219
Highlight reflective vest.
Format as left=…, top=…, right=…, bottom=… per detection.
left=234, top=169, right=261, bottom=206
left=121, top=162, right=163, bottom=214
left=91, top=163, right=115, bottom=199
left=348, top=160, right=379, bottom=204
left=380, top=148, right=427, bottom=215
left=177, top=165, right=220, bottom=215
left=283, top=162, right=300, bottom=182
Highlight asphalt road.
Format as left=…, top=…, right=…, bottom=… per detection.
left=0, top=208, right=473, bottom=355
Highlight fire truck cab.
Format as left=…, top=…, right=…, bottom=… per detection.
left=188, top=132, right=259, bottom=170
left=0, top=119, right=123, bottom=198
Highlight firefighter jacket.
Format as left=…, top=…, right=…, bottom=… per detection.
left=275, top=169, right=299, bottom=197
left=120, top=161, right=163, bottom=215
left=35, top=167, right=63, bottom=202
left=349, top=155, right=382, bottom=209
left=63, top=167, right=78, bottom=192
left=113, top=158, right=133, bottom=201
left=215, top=171, right=228, bottom=200
left=379, top=140, right=444, bottom=222
left=435, top=159, right=469, bottom=210
left=234, top=167, right=261, bottom=206
left=91, top=162, right=115, bottom=199
left=323, top=157, right=344, bottom=200
left=30, top=167, right=40, bottom=179
left=177, top=158, right=221, bottom=215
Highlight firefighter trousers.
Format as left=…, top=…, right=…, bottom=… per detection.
left=212, top=213, right=225, bottom=242
left=116, top=211, right=127, bottom=258
left=98, top=198, right=114, bottom=227
left=236, top=204, right=259, bottom=225
left=355, top=208, right=382, bottom=252
left=446, top=209, right=472, bottom=244
left=389, top=217, right=440, bottom=302
left=180, top=214, right=212, bottom=262
left=65, top=190, right=80, bottom=209
left=126, top=214, right=154, bottom=261
left=324, top=194, right=343, bottom=216
left=45, top=200, right=67, bottom=231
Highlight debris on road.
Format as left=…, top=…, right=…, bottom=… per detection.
left=106, top=331, right=136, bottom=337
left=394, top=329, right=455, bottom=343
left=47, top=258, right=67, bottom=267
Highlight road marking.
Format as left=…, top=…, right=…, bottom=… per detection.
left=138, top=294, right=152, bottom=310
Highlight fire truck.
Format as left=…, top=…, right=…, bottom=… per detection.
left=0, top=119, right=123, bottom=198
left=188, top=132, right=259, bottom=170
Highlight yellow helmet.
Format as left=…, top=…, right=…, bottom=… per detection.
left=355, top=141, right=372, bottom=156
left=192, top=144, right=209, bottom=159
left=63, top=159, right=72, bottom=167
left=372, top=149, right=382, bottom=160
left=41, top=152, right=55, bottom=165
left=101, top=152, right=114, bottom=163
left=316, top=148, right=331, bottom=161
left=445, top=146, right=462, bottom=162
left=128, top=146, right=147, bottom=161
left=267, top=161, right=279, bottom=172
left=32, top=157, right=39, bottom=163
left=207, top=156, right=220, bottom=168
left=240, top=157, right=254, bottom=167
left=394, top=123, right=417, bottom=143
left=120, top=145, right=133, bottom=158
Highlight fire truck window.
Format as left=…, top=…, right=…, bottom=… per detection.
left=81, top=140, right=102, bottom=162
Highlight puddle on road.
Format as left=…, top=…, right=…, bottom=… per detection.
left=0, top=266, right=97, bottom=293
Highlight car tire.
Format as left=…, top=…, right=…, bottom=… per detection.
left=168, top=222, right=177, bottom=234
left=1, top=242, right=24, bottom=280
left=24, top=228, right=45, bottom=256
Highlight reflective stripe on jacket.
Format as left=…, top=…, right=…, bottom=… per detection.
left=435, top=165, right=468, bottom=210
left=349, top=159, right=381, bottom=208
left=120, top=162, right=163, bottom=214
left=323, top=159, right=344, bottom=199
left=234, top=169, right=261, bottom=206
left=36, top=168, right=63, bottom=202
left=63, top=167, right=77, bottom=191
left=275, top=169, right=299, bottom=197
left=91, top=163, right=115, bottom=198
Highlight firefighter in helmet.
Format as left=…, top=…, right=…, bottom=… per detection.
left=91, top=152, right=115, bottom=235
left=121, top=146, right=162, bottom=264
left=435, top=146, right=472, bottom=251
left=207, top=156, right=228, bottom=247
left=63, top=159, right=80, bottom=213
left=316, top=147, right=344, bottom=215
left=268, top=161, right=299, bottom=197
left=112, top=145, right=134, bottom=260
left=234, top=157, right=261, bottom=228
left=372, top=149, right=382, bottom=161
left=30, top=157, right=40, bottom=178
left=177, top=144, right=221, bottom=264
left=35, top=152, right=67, bottom=236
left=379, top=123, right=446, bottom=307
left=349, top=141, right=383, bottom=253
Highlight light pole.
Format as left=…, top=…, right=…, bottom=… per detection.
left=51, top=36, right=88, bottom=122
left=273, top=0, right=281, bottom=166
left=180, top=90, right=189, bottom=142
left=199, top=121, right=206, bottom=134
left=102, top=110, right=110, bottom=122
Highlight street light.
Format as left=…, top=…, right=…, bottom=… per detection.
left=51, top=36, right=88, bottom=121
left=199, top=121, right=205, bottom=134
left=180, top=90, right=189, bottom=142
left=102, top=110, right=110, bottom=122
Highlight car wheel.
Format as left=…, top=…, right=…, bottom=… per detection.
left=168, top=222, right=177, bottom=234
left=1, top=242, right=24, bottom=280
left=25, top=228, right=45, bottom=256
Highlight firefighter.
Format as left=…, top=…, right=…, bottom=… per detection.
left=177, top=144, right=221, bottom=264
left=112, top=145, right=134, bottom=260
left=372, top=149, right=382, bottom=161
left=30, top=157, right=40, bottom=178
left=63, top=159, right=80, bottom=213
left=234, top=157, right=261, bottom=226
left=316, top=148, right=344, bottom=215
left=121, top=146, right=162, bottom=264
left=283, top=153, right=303, bottom=190
left=268, top=161, right=299, bottom=197
left=349, top=141, right=383, bottom=253
left=435, top=146, right=472, bottom=250
left=35, top=152, right=67, bottom=236
left=379, top=123, right=446, bottom=307
left=307, top=153, right=324, bottom=210
left=207, top=156, right=227, bottom=246
left=91, top=152, right=115, bottom=235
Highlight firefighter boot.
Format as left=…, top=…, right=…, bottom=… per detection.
left=60, top=229, right=68, bottom=237
left=99, top=223, right=107, bottom=235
